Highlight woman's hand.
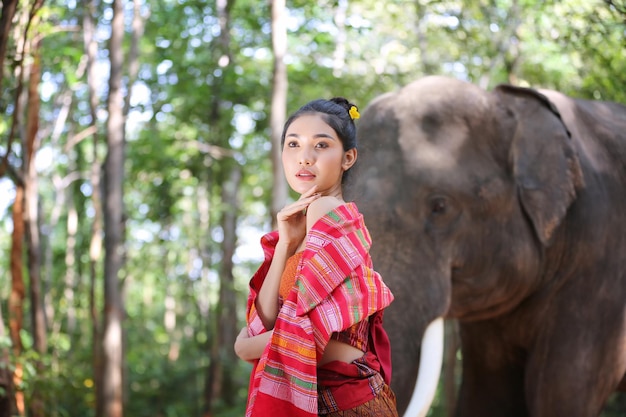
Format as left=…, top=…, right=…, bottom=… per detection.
left=276, top=185, right=320, bottom=252
left=234, top=327, right=273, bottom=362
left=256, top=186, right=320, bottom=330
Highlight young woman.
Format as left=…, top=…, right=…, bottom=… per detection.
left=235, top=98, right=398, bottom=417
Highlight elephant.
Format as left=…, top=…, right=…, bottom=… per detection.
left=345, top=75, right=626, bottom=417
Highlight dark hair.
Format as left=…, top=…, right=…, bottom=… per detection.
left=280, top=97, right=358, bottom=151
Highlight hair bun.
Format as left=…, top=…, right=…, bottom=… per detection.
left=330, top=97, right=359, bottom=120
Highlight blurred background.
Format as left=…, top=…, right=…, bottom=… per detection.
left=0, top=0, right=624, bottom=416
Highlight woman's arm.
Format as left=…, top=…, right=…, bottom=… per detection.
left=255, top=186, right=320, bottom=330
left=234, top=327, right=273, bottom=362
left=254, top=241, right=293, bottom=330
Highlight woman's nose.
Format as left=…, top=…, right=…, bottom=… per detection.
left=299, top=149, right=313, bottom=165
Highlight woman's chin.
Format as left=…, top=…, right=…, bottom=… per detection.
left=292, top=183, right=317, bottom=195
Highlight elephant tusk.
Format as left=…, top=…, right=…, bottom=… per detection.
left=402, top=317, right=445, bottom=417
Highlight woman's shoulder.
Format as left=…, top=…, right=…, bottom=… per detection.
left=305, top=196, right=345, bottom=229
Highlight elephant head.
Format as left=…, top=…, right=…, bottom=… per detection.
left=344, top=75, right=623, bottom=416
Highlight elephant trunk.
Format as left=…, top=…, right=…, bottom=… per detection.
left=402, top=318, right=445, bottom=417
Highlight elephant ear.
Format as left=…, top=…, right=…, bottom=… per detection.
left=495, top=84, right=584, bottom=246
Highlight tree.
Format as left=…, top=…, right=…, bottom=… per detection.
left=202, top=0, right=247, bottom=412
left=102, top=0, right=125, bottom=415
left=83, top=0, right=105, bottom=413
left=2, top=1, right=46, bottom=415
left=0, top=0, right=18, bottom=100
left=269, top=0, right=288, bottom=226
left=23, top=9, right=45, bottom=417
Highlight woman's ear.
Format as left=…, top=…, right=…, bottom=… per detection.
left=342, top=148, right=358, bottom=170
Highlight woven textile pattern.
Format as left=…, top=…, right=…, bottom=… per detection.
left=245, top=203, right=394, bottom=417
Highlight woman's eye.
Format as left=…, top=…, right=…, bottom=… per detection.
left=287, top=141, right=298, bottom=147
left=315, top=142, right=328, bottom=149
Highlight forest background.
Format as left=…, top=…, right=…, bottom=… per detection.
left=0, top=0, right=625, bottom=416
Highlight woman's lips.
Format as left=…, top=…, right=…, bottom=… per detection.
left=297, top=169, right=315, bottom=180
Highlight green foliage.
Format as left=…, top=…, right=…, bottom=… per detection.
left=604, top=393, right=626, bottom=417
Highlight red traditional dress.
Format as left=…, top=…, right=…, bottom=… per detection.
left=245, top=203, right=396, bottom=417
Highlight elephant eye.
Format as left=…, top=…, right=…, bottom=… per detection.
left=430, top=197, right=447, bottom=215
left=426, top=195, right=461, bottom=233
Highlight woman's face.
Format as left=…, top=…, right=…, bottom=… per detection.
left=281, top=113, right=356, bottom=197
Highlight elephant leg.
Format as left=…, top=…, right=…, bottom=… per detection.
left=455, top=321, right=528, bottom=417
left=524, top=276, right=626, bottom=417
left=525, top=330, right=624, bottom=417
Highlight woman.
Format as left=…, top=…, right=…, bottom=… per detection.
left=235, top=98, right=398, bottom=417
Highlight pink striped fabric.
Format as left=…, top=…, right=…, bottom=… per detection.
left=244, top=203, right=394, bottom=417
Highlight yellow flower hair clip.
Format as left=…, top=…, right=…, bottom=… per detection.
left=349, top=105, right=360, bottom=120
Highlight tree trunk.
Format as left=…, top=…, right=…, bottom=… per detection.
left=196, top=176, right=214, bottom=417
left=6, top=3, right=45, bottom=414
left=82, top=1, right=104, bottom=415
left=119, top=0, right=143, bottom=409
left=0, top=0, right=18, bottom=97
left=102, top=0, right=125, bottom=416
left=24, top=34, right=46, bottom=417
left=219, top=166, right=241, bottom=404
left=203, top=1, right=237, bottom=412
left=9, top=184, right=25, bottom=417
left=270, top=0, right=288, bottom=227
left=123, top=0, right=144, bottom=116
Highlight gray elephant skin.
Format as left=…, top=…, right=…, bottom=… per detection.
left=346, top=75, right=626, bottom=417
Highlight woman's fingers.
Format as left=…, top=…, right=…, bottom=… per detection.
left=300, top=184, right=318, bottom=199
left=278, top=193, right=320, bottom=219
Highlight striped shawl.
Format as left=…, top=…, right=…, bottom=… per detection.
left=245, top=202, right=394, bottom=417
